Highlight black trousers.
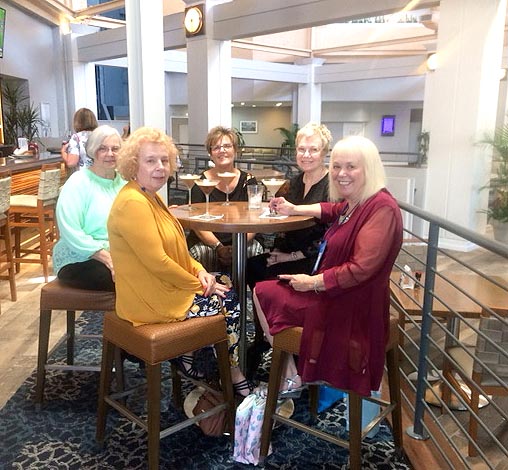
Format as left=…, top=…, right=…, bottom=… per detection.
left=57, top=259, right=115, bottom=292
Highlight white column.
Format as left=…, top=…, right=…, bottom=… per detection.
left=186, top=36, right=232, bottom=145
left=422, top=0, right=506, bottom=249
left=296, top=59, right=324, bottom=126
left=125, top=0, right=165, bottom=131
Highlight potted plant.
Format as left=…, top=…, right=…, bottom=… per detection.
left=274, top=123, right=299, bottom=159
left=1, top=81, right=41, bottom=149
left=480, top=124, right=508, bottom=243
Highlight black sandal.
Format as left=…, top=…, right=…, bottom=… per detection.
left=233, top=379, right=256, bottom=397
left=173, top=354, right=204, bottom=380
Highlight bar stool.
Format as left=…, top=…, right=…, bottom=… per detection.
left=259, top=315, right=403, bottom=469
left=10, top=162, right=62, bottom=282
left=35, top=278, right=117, bottom=409
left=0, top=169, right=16, bottom=302
left=96, top=311, right=236, bottom=470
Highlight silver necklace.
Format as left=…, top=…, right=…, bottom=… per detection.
left=338, top=202, right=360, bottom=225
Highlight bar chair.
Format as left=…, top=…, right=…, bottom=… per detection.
left=35, top=278, right=117, bottom=409
left=259, top=315, right=403, bottom=469
left=10, top=162, right=62, bottom=282
left=96, top=310, right=236, bottom=470
left=442, top=309, right=508, bottom=456
left=0, top=169, right=17, bottom=301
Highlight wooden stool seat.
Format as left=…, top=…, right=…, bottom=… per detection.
left=259, top=316, right=403, bottom=469
left=96, top=311, right=236, bottom=470
left=35, top=278, right=116, bottom=408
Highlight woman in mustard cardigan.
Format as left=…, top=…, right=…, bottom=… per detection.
left=107, top=126, right=254, bottom=397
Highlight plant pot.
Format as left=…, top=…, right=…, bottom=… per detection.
left=491, top=219, right=508, bottom=244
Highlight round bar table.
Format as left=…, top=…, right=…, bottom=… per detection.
left=170, top=201, right=315, bottom=370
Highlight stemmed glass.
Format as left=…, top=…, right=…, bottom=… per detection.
left=217, top=172, right=235, bottom=205
left=262, top=178, right=286, bottom=216
left=194, top=179, right=220, bottom=219
left=179, top=173, right=201, bottom=211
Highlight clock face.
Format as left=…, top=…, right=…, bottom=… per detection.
left=184, top=6, right=204, bottom=36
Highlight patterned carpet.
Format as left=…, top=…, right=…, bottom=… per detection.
left=0, top=312, right=412, bottom=469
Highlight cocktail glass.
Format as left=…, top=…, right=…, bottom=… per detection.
left=262, top=178, right=286, bottom=216
left=179, top=173, right=201, bottom=211
left=195, top=179, right=219, bottom=219
left=217, top=171, right=235, bottom=205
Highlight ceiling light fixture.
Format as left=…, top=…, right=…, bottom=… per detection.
left=275, top=102, right=282, bottom=107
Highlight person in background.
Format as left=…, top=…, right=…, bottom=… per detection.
left=53, top=125, right=125, bottom=291
left=253, top=136, right=403, bottom=398
left=187, top=126, right=263, bottom=272
left=108, top=126, right=255, bottom=397
left=61, top=108, right=98, bottom=170
left=247, top=122, right=332, bottom=288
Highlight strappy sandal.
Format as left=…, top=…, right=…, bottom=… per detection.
left=233, top=379, right=257, bottom=397
left=173, top=354, right=204, bottom=380
left=278, top=375, right=305, bottom=399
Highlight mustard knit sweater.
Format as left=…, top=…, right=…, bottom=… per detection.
left=108, top=181, right=204, bottom=326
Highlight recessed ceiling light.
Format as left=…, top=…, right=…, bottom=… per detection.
left=275, top=102, right=282, bottom=107
left=252, top=104, right=256, bottom=108
left=240, top=102, right=245, bottom=106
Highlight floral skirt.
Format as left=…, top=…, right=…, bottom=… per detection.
left=186, top=273, right=241, bottom=367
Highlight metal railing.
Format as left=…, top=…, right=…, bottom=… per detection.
left=393, top=201, right=508, bottom=469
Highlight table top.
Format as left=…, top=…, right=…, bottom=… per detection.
left=390, top=271, right=508, bottom=317
left=170, top=201, right=315, bottom=234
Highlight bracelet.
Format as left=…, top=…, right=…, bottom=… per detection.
left=213, top=241, right=223, bottom=250
left=313, top=279, right=320, bottom=294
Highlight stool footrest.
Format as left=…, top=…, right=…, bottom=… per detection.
left=45, top=364, right=101, bottom=372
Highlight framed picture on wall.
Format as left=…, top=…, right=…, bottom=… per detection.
left=239, top=120, right=258, bottom=134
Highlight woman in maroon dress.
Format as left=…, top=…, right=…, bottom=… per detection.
left=253, top=135, right=403, bottom=397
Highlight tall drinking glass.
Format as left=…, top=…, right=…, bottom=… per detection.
left=195, top=179, right=219, bottom=219
left=262, top=178, right=286, bottom=216
left=217, top=171, right=235, bottom=205
left=179, top=174, right=201, bottom=211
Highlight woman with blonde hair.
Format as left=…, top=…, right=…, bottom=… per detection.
left=253, top=135, right=403, bottom=398
left=108, top=126, right=254, bottom=396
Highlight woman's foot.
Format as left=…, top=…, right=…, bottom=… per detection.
left=278, top=374, right=304, bottom=399
left=233, top=378, right=257, bottom=397
left=172, top=354, right=204, bottom=380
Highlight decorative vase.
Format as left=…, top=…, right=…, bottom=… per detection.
left=491, top=219, right=508, bottom=244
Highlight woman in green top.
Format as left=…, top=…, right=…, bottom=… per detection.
left=53, top=125, right=126, bottom=291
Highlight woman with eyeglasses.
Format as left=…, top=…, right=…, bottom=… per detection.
left=53, top=125, right=126, bottom=291
left=187, top=125, right=263, bottom=272
left=244, top=122, right=332, bottom=375
left=246, top=122, right=332, bottom=289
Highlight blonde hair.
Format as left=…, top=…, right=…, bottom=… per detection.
left=116, top=127, right=178, bottom=180
left=328, top=135, right=386, bottom=202
left=295, top=122, right=333, bottom=155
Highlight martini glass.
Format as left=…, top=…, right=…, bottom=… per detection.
left=179, top=173, right=201, bottom=211
left=262, top=178, right=287, bottom=216
left=217, top=171, right=236, bottom=205
left=195, top=179, right=220, bottom=219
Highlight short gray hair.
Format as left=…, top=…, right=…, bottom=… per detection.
left=85, top=125, right=121, bottom=159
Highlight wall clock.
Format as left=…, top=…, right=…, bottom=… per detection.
left=184, top=5, right=205, bottom=37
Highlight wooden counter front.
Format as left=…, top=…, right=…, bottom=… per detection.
left=1, top=156, right=65, bottom=195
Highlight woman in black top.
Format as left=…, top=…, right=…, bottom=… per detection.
left=187, top=126, right=263, bottom=271
left=247, top=122, right=332, bottom=287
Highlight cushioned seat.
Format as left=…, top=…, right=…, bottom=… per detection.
left=35, top=278, right=116, bottom=408
left=96, top=311, right=236, bottom=470
left=259, top=316, right=403, bottom=470
left=10, top=162, right=62, bottom=281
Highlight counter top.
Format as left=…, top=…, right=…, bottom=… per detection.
left=0, top=155, right=63, bottom=174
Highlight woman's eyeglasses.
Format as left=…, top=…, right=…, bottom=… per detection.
left=296, top=147, right=322, bottom=156
left=98, top=145, right=121, bottom=154
left=211, top=143, right=234, bottom=153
